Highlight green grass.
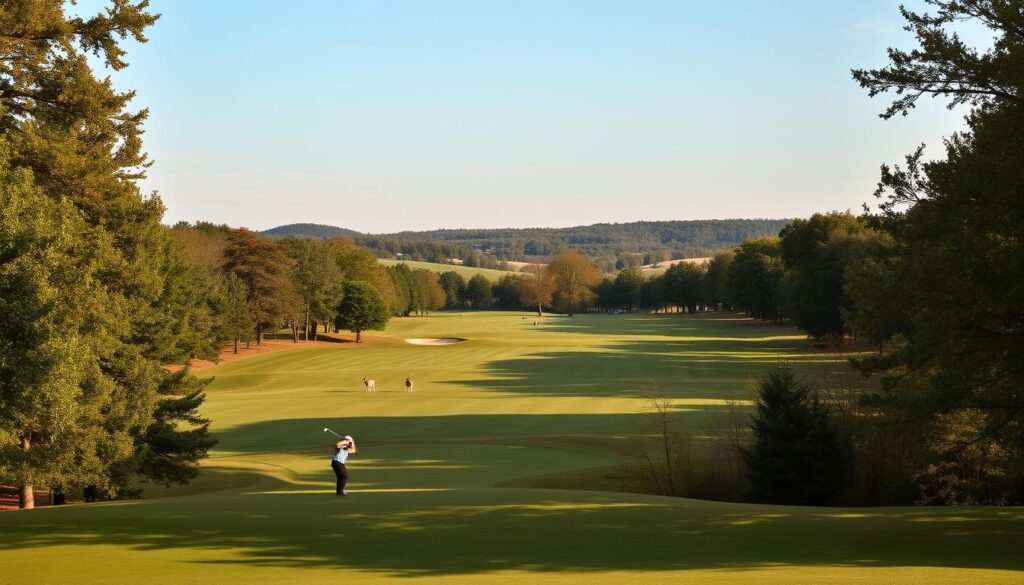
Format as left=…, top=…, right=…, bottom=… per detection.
left=1, top=312, right=1021, bottom=584
left=378, top=258, right=517, bottom=281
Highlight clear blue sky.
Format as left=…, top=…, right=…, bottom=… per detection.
left=82, top=0, right=974, bottom=232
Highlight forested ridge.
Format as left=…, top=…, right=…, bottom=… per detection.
left=262, top=219, right=790, bottom=263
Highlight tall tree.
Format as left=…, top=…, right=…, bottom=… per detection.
left=662, top=262, right=705, bottom=314
left=727, top=237, right=784, bottom=321
left=701, top=251, right=734, bottom=309
left=335, top=281, right=389, bottom=342
left=848, top=0, right=1024, bottom=502
left=215, top=273, right=254, bottom=354
left=778, top=212, right=878, bottom=341
left=283, top=237, right=341, bottom=340
left=547, top=250, right=601, bottom=316
left=0, top=155, right=96, bottom=509
left=414, top=269, right=447, bottom=314
left=517, top=267, right=555, bottom=315
left=438, top=271, right=467, bottom=309
left=744, top=367, right=848, bottom=505
left=221, top=229, right=295, bottom=344
left=613, top=267, right=644, bottom=311
left=0, top=1, right=216, bottom=507
left=465, top=274, right=494, bottom=308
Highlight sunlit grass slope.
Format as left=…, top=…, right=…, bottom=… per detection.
left=1, top=312, right=1021, bottom=585
left=377, top=258, right=516, bottom=281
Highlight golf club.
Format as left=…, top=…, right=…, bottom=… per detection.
left=323, top=427, right=342, bottom=438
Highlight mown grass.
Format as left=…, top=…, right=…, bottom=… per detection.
left=1, top=312, right=1021, bottom=585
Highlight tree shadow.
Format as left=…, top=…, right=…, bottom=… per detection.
left=458, top=337, right=846, bottom=399
left=2, top=488, right=1021, bottom=576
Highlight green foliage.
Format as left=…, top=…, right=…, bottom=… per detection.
left=744, top=368, right=848, bottom=505
left=847, top=0, right=1024, bottom=502
left=214, top=273, right=254, bottom=352
left=0, top=2, right=216, bottom=505
left=381, top=219, right=790, bottom=261
left=778, top=212, right=878, bottom=340
left=701, top=251, right=733, bottom=307
left=727, top=237, right=784, bottom=321
left=612, top=267, right=644, bottom=310
left=282, top=236, right=342, bottom=337
left=334, top=281, right=389, bottom=342
left=221, top=229, right=296, bottom=340
left=662, top=262, right=705, bottom=314
left=438, top=271, right=467, bottom=308
left=139, top=370, right=217, bottom=487
left=465, top=274, right=494, bottom=308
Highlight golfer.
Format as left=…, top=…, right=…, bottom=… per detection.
left=331, top=435, right=356, bottom=496
left=405, top=376, right=414, bottom=392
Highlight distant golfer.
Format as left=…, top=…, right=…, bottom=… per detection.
left=405, top=376, right=414, bottom=392
left=331, top=435, right=356, bottom=496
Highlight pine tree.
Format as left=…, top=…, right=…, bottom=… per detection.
left=744, top=367, right=848, bottom=505
left=1, top=1, right=217, bottom=506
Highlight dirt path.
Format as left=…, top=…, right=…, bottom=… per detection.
left=167, top=334, right=389, bottom=372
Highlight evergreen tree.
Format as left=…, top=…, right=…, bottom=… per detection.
left=744, top=367, right=848, bottom=505
left=848, top=0, right=1024, bottom=502
left=0, top=1, right=217, bottom=506
left=215, top=273, right=254, bottom=354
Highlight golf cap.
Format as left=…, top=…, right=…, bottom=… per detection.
left=344, top=435, right=354, bottom=441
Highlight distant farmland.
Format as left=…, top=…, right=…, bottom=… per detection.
left=377, top=259, right=516, bottom=282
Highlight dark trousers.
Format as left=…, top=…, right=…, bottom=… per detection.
left=331, top=460, right=348, bottom=494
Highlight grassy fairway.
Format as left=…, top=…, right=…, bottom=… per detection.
left=1, top=312, right=1021, bottom=584
left=378, top=258, right=516, bottom=281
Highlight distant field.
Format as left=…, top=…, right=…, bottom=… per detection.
left=378, top=258, right=516, bottom=281
left=641, top=257, right=713, bottom=277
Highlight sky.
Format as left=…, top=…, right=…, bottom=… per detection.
left=79, top=0, right=979, bottom=233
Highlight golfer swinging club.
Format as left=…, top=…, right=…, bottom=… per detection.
left=330, top=433, right=357, bottom=496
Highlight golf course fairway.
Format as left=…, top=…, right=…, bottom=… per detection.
left=1, top=312, right=1021, bottom=585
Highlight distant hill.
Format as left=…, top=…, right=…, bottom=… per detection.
left=262, top=223, right=362, bottom=239
left=262, top=219, right=791, bottom=270
left=379, top=219, right=790, bottom=260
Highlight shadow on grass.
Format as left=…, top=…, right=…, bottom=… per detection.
left=1, top=488, right=1022, bottom=576
left=456, top=337, right=846, bottom=399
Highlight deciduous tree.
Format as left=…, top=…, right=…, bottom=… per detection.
left=547, top=251, right=600, bottom=316
left=335, top=281, right=389, bottom=342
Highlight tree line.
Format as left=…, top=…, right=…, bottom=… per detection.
left=0, top=2, right=216, bottom=509
left=625, top=0, right=1024, bottom=507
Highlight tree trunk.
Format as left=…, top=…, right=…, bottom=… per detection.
left=234, top=337, right=239, bottom=354
left=304, top=303, right=309, bottom=342
left=355, top=330, right=362, bottom=343
left=256, top=323, right=262, bottom=346
left=537, top=304, right=543, bottom=316
left=19, top=434, right=33, bottom=509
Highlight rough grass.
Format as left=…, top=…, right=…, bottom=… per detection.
left=1, top=312, right=1021, bottom=585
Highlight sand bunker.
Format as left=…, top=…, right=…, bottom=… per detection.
left=405, top=338, right=467, bottom=346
